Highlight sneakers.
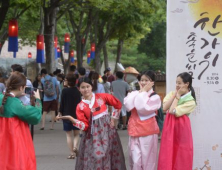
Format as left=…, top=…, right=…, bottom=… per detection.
left=40, top=127, right=44, bottom=130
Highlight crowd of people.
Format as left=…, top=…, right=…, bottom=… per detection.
left=0, top=64, right=196, bottom=170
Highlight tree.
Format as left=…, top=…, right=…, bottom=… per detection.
left=0, top=1, right=35, bottom=50
left=0, top=0, right=10, bottom=31
left=90, top=0, right=166, bottom=73
left=67, top=1, right=97, bottom=68
left=138, top=21, right=166, bottom=72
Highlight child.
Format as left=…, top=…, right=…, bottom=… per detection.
left=124, top=70, right=161, bottom=170
left=158, top=72, right=196, bottom=170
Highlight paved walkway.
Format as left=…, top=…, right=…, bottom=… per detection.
left=34, top=115, right=130, bottom=170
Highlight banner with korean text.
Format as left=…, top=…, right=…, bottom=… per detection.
left=167, top=0, right=222, bottom=169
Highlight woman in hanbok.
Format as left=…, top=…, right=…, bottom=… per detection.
left=57, top=77, right=126, bottom=170
left=124, top=70, right=161, bottom=170
left=0, top=71, right=42, bottom=170
left=157, top=72, right=196, bottom=170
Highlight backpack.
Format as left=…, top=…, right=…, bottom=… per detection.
left=44, top=77, right=55, bottom=97
left=150, top=92, right=164, bottom=132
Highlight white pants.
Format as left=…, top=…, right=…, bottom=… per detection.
left=129, top=134, right=158, bottom=170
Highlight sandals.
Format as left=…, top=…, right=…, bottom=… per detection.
left=67, top=154, right=75, bottom=159
left=67, top=148, right=78, bottom=159
left=73, top=147, right=78, bottom=157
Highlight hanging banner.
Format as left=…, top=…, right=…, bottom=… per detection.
left=167, top=0, right=222, bottom=169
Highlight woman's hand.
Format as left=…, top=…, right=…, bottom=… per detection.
left=56, top=115, right=76, bottom=124
left=33, top=89, right=41, bottom=100
left=110, top=118, right=115, bottom=128
left=57, top=112, right=62, bottom=118
left=139, top=82, right=154, bottom=93
left=177, top=85, right=187, bottom=96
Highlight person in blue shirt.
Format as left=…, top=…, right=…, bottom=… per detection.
left=40, top=68, right=59, bottom=130
left=91, top=72, right=105, bottom=94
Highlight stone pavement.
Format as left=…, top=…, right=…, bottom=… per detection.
left=34, top=115, right=130, bottom=170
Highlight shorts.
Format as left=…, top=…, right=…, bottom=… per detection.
left=43, top=100, right=57, bottom=112
left=63, top=120, right=79, bottom=131
left=121, top=105, right=127, bottom=116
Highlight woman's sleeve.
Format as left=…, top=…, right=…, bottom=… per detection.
left=75, top=105, right=89, bottom=131
left=100, top=93, right=121, bottom=109
left=163, top=91, right=174, bottom=104
left=124, top=91, right=139, bottom=112
left=13, top=99, right=42, bottom=125
left=175, top=100, right=196, bottom=117
left=99, top=93, right=122, bottom=119
left=134, top=92, right=161, bottom=116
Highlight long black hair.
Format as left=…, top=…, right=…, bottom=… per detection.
left=177, top=72, right=196, bottom=101
left=91, top=72, right=99, bottom=92
left=77, top=77, right=93, bottom=88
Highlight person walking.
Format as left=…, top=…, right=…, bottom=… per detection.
left=124, top=70, right=161, bottom=170
left=40, top=68, right=59, bottom=130
left=0, top=71, right=42, bottom=170
left=33, top=74, right=44, bottom=102
left=58, top=73, right=81, bottom=159
left=91, top=72, right=105, bottom=94
left=104, top=67, right=115, bottom=83
left=57, top=77, right=126, bottom=170
left=111, top=71, right=130, bottom=130
left=102, top=75, right=111, bottom=94
left=157, top=72, right=196, bottom=170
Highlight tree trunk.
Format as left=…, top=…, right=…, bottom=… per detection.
left=37, top=7, right=44, bottom=74
left=0, top=0, right=10, bottom=31
left=44, top=2, right=57, bottom=74
left=60, top=48, right=68, bottom=74
left=95, top=49, right=101, bottom=73
left=103, top=44, right=109, bottom=69
left=94, top=18, right=102, bottom=73
left=115, top=39, right=124, bottom=72
left=76, top=36, right=82, bottom=68
left=0, top=29, right=7, bottom=56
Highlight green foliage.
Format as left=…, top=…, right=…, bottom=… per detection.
left=106, top=41, right=165, bottom=72
left=0, top=0, right=166, bottom=73
left=137, top=21, right=166, bottom=72
left=121, top=46, right=165, bottom=72
left=0, top=0, right=42, bottom=45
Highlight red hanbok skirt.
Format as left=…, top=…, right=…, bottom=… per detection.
left=157, top=112, right=193, bottom=170
left=75, top=114, right=126, bottom=170
left=0, top=117, right=36, bottom=170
